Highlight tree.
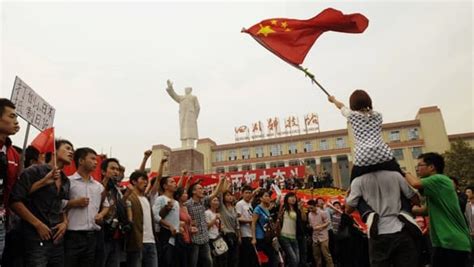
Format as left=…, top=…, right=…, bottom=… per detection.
left=443, top=139, right=474, bottom=189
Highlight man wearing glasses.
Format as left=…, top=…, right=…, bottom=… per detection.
left=0, top=98, right=20, bottom=265
left=405, top=152, right=471, bottom=267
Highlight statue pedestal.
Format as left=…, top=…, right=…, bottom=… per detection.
left=168, top=148, right=204, bottom=176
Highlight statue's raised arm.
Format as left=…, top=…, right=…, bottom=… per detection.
left=165, top=79, right=200, bottom=148
left=166, top=79, right=183, bottom=103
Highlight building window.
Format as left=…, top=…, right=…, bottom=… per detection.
left=270, top=162, right=278, bottom=168
left=216, top=167, right=225, bottom=173
left=242, top=164, right=252, bottom=171
left=277, top=161, right=285, bottom=167
left=214, top=151, right=224, bottom=162
left=255, top=147, right=264, bottom=158
left=228, top=150, right=237, bottom=161
left=289, top=160, right=300, bottom=166
left=270, top=144, right=282, bottom=156
left=304, top=158, right=316, bottom=166
left=389, top=130, right=400, bottom=142
left=241, top=148, right=250, bottom=160
left=304, top=141, right=313, bottom=153
left=393, top=149, right=404, bottom=161
left=320, top=139, right=329, bottom=150
left=288, top=143, right=297, bottom=154
left=408, top=128, right=419, bottom=140
left=336, top=137, right=346, bottom=148
left=228, top=166, right=238, bottom=172
left=411, top=147, right=422, bottom=158
left=256, top=163, right=266, bottom=169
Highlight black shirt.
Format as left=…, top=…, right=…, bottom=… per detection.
left=10, top=164, right=70, bottom=234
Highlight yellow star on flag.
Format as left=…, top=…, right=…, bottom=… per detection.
left=271, top=20, right=278, bottom=25
left=257, top=24, right=275, bottom=37
left=281, top=21, right=288, bottom=28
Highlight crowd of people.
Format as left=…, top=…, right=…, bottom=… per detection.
left=0, top=90, right=471, bottom=267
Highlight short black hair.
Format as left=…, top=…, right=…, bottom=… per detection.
left=418, top=152, right=444, bottom=174
left=160, top=176, right=173, bottom=192
left=466, top=186, right=474, bottom=192
left=188, top=182, right=201, bottom=197
left=129, top=170, right=147, bottom=185
left=73, top=147, right=97, bottom=167
left=45, top=139, right=74, bottom=163
left=241, top=185, right=253, bottom=193
left=0, top=98, right=15, bottom=117
left=333, top=201, right=341, bottom=206
left=174, top=186, right=186, bottom=200
left=25, top=145, right=40, bottom=168
left=101, top=158, right=120, bottom=172
left=307, top=199, right=316, bottom=206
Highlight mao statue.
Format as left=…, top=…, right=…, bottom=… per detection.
left=166, top=80, right=200, bottom=148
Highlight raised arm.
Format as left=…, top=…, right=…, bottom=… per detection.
left=209, top=175, right=226, bottom=200
left=147, top=157, right=168, bottom=197
left=139, top=150, right=152, bottom=173
left=404, top=172, right=423, bottom=189
left=166, top=79, right=183, bottom=104
left=328, top=95, right=345, bottom=110
left=177, top=169, right=188, bottom=188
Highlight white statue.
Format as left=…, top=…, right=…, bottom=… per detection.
left=166, top=79, right=200, bottom=148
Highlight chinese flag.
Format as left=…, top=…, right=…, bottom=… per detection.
left=31, top=127, right=55, bottom=153
left=243, top=8, right=369, bottom=65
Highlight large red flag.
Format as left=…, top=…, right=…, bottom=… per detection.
left=243, top=8, right=369, bottom=66
left=31, top=127, right=55, bottom=153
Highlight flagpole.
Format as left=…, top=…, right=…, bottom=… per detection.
left=52, top=127, right=57, bottom=169
left=295, top=66, right=331, bottom=97
left=19, top=122, right=31, bottom=171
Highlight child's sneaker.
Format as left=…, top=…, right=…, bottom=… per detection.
left=398, top=211, right=422, bottom=238
left=366, top=212, right=379, bottom=239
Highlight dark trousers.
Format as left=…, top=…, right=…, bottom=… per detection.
left=432, top=247, right=469, bottom=267
left=256, top=238, right=278, bottom=267
left=65, top=230, right=98, bottom=267
left=176, top=242, right=192, bottom=267
left=1, top=226, right=24, bottom=267
left=23, top=236, right=64, bottom=267
left=368, top=228, right=418, bottom=267
left=223, top=233, right=239, bottom=267
left=103, top=238, right=122, bottom=267
left=95, top=229, right=105, bottom=267
left=239, top=237, right=257, bottom=267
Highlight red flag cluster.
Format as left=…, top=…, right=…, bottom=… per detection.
left=243, top=8, right=369, bottom=65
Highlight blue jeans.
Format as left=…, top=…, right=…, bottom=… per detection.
left=190, top=243, right=213, bottom=267
left=279, top=237, right=300, bottom=267
left=142, top=243, right=158, bottom=267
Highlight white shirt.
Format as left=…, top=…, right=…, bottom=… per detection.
left=67, top=172, right=110, bottom=231
left=205, top=209, right=220, bottom=240
left=152, top=195, right=180, bottom=245
left=138, top=196, right=155, bottom=244
left=236, top=199, right=253, bottom=238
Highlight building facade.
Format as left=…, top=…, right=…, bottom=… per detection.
left=152, top=106, right=474, bottom=189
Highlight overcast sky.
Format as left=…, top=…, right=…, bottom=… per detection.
left=1, top=0, right=472, bottom=173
